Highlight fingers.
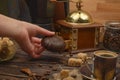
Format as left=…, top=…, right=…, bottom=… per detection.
left=30, top=43, right=45, bottom=58
left=17, top=23, right=55, bottom=58
left=24, top=37, right=44, bottom=58
left=31, top=37, right=41, bottom=44
left=32, top=46, right=45, bottom=58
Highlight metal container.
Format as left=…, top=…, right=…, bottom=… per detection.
left=103, top=21, right=120, bottom=52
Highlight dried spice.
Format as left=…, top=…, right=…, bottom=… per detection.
left=41, top=35, right=65, bottom=52
left=21, top=68, right=32, bottom=76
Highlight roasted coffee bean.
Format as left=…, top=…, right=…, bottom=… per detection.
left=41, top=35, right=65, bottom=52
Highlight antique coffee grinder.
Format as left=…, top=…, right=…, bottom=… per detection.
left=55, top=0, right=103, bottom=52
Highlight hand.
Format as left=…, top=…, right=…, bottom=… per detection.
left=14, top=21, right=55, bottom=58
left=0, top=14, right=55, bottom=58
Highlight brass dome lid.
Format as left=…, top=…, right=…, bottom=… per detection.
left=66, top=10, right=93, bottom=23
left=66, top=0, right=93, bottom=24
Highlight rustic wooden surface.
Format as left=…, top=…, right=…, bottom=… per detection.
left=0, top=48, right=120, bottom=80
left=0, top=49, right=68, bottom=80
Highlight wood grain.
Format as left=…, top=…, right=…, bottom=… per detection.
left=97, top=3, right=120, bottom=12
left=105, top=0, right=120, bottom=3
left=69, top=0, right=120, bottom=24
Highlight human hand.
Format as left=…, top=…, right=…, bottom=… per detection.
left=14, top=21, right=55, bottom=58
left=0, top=14, right=55, bottom=58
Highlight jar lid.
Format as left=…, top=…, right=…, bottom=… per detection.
left=105, top=21, right=120, bottom=29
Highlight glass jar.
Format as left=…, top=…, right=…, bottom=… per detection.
left=103, top=21, right=120, bottom=52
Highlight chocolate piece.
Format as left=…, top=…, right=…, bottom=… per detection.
left=41, top=35, right=65, bottom=52
left=21, top=68, right=32, bottom=76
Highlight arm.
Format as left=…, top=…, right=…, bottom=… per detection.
left=0, top=14, right=55, bottom=58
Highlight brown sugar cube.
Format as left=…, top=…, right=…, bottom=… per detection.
left=74, top=59, right=83, bottom=66
left=68, top=58, right=76, bottom=66
left=63, top=76, right=75, bottom=80
left=68, top=58, right=83, bottom=67
left=77, top=53, right=87, bottom=61
left=60, top=69, right=70, bottom=79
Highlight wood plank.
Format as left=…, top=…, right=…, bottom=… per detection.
left=105, top=0, right=120, bottom=3
left=92, top=12, right=120, bottom=20
left=97, top=3, right=120, bottom=12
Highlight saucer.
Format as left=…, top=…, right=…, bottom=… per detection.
left=79, top=64, right=120, bottom=80
left=79, top=64, right=95, bottom=80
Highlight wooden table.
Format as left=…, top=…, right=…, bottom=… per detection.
left=0, top=48, right=120, bottom=80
